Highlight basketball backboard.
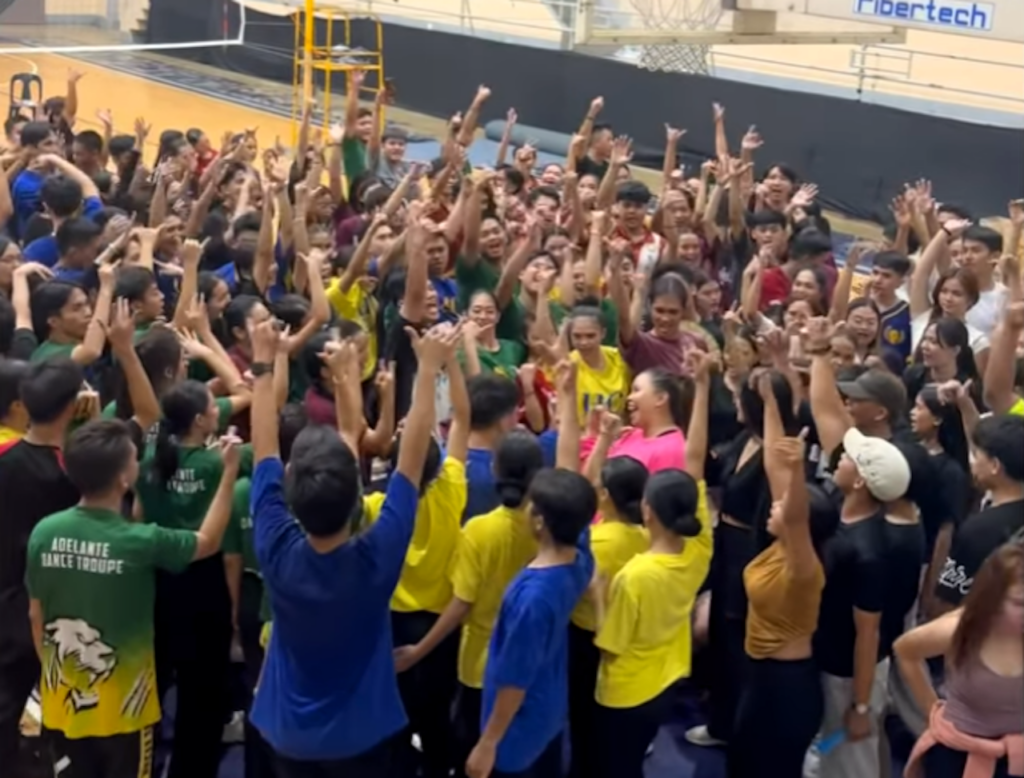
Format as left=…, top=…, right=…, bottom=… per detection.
left=574, top=0, right=908, bottom=46
left=735, top=0, right=1023, bottom=42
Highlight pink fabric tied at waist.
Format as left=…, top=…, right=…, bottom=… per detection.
left=904, top=702, right=1024, bottom=778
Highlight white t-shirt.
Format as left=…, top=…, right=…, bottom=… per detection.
left=965, top=284, right=1007, bottom=338
left=911, top=312, right=990, bottom=356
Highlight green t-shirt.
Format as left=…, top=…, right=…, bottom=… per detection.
left=25, top=505, right=196, bottom=738
left=455, top=256, right=530, bottom=341
left=31, top=340, right=76, bottom=362
left=474, top=339, right=526, bottom=379
left=550, top=298, right=619, bottom=347
left=136, top=442, right=253, bottom=535
left=341, top=136, right=368, bottom=181
left=224, top=478, right=257, bottom=573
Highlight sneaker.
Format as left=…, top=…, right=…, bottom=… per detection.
left=684, top=725, right=727, bottom=747
left=222, top=711, right=245, bottom=744
left=411, top=733, right=422, bottom=752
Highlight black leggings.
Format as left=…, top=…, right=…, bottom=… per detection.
left=391, top=610, right=459, bottom=778
left=706, top=523, right=755, bottom=741
left=728, top=656, right=823, bottom=778
left=154, top=554, right=232, bottom=778
left=923, top=743, right=1011, bottom=778
left=594, top=686, right=674, bottom=778
left=453, top=684, right=482, bottom=778
left=567, top=623, right=600, bottom=778
left=273, top=733, right=398, bottom=778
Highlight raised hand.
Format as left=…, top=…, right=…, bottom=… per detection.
left=802, top=316, right=835, bottom=354
left=249, top=318, right=281, bottom=365
left=106, top=298, right=136, bottom=353
left=665, top=124, right=687, bottom=144
left=408, top=322, right=462, bottom=370
left=218, top=430, right=244, bottom=473
left=741, top=125, right=763, bottom=151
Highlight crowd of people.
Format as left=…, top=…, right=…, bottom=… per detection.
left=0, top=68, right=1022, bottom=778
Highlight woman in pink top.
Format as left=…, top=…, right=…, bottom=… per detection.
left=895, top=542, right=1024, bottom=778
left=582, top=367, right=687, bottom=474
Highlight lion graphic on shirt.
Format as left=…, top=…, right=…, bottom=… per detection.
left=43, top=618, right=117, bottom=713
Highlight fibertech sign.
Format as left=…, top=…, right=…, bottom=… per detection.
left=852, top=0, right=995, bottom=31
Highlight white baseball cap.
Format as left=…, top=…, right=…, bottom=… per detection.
left=842, top=428, right=911, bottom=502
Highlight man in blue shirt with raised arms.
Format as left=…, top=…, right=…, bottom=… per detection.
left=246, top=313, right=461, bottom=777
left=467, top=361, right=597, bottom=778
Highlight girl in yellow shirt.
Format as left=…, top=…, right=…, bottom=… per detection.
left=569, top=306, right=630, bottom=423
left=568, top=422, right=650, bottom=778
left=390, top=429, right=545, bottom=770
left=591, top=350, right=714, bottom=778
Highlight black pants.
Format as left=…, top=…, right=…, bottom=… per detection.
left=594, top=687, right=673, bottom=778
left=273, top=733, right=398, bottom=778
left=706, top=523, right=755, bottom=742
left=0, top=601, right=39, bottom=775
left=728, top=656, right=823, bottom=778
left=923, top=743, right=1011, bottom=778
left=43, top=725, right=155, bottom=778
left=245, top=718, right=277, bottom=778
left=453, top=684, right=482, bottom=778
left=567, top=623, right=600, bottom=778
left=154, top=554, right=232, bottom=778
left=239, top=574, right=266, bottom=699
left=390, top=610, right=459, bottom=778
left=492, top=733, right=562, bottom=778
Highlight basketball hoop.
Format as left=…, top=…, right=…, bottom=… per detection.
left=621, top=0, right=725, bottom=73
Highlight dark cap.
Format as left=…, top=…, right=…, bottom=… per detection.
left=837, top=369, right=907, bottom=422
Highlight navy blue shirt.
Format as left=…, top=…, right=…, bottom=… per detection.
left=21, top=196, right=105, bottom=267
left=464, top=447, right=498, bottom=524
left=482, top=532, right=594, bottom=773
left=10, top=170, right=44, bottom=240
left=249, top=457, right=418, bottom=760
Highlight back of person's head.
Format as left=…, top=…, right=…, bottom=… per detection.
left=278, top=403, right=309, bottom=463
left=949, top=542, right=1023, bottom=668
left=20, top=357, right=84, bottom=425
left=493, top=429, right=544, bottom=508
left=600, top=455, right=649, bottom=525
left=19, top=121, right=53, bottom=148
left=111, top=328, right=182, bottom=419
left=65, top=419, right=137, bottom=497
left=528, top=468, right=597, bottom=546
left=389, top=434, right=443, bottom=494
left=114, top=265, right=157, bottom=304
left=468, top=374, right=520, bottom=432
left=152, top=380, right=211, bottom=487
left=0, top=360, right=30, bottom=422
left=738, top=370, right=798, bottom=436
left=74, top=130, right=103, bottom=155
left=56, top=216, right=102, bottom=256
left=285, top=424, right=361, bottom=537
left=789, top=228, right=832, bottom=261
left=643, top=469, right=702, bottom=537
left=873, top=249, right=912, bottom=278
left=273, top=294, right=312, bottom=332
left=108, top=134, right=136, bottom=158
left=971, top=414, right=1024, bottom=484
left=939, top=203, right=973, bottom=221
left=41, top=175, right=84, bottom=219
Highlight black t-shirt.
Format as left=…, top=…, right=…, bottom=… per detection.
left=575, top=155, right=609, bottom=182
left=813, top=513, right=888, bottom=678
left=935, top=499, right=1024, bottom=607
left=0, top=439, right=79, bottom=651
left=879, top=519, right=926, bottom=658
left=930, top=450, right=974, bottom=529
left=889, top=429, right=946, bottom=550
left=383, top=313, right=422, bottom=420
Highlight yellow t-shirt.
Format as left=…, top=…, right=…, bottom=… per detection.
left=326, top=278, right=379, bottom=381
left=450, top=505, right=538, bottom=689
left=0, top=425, right=24, bottom=446
left=572, top=347, right=630, bottom=424
left=571, top=520, right=649, bottom=633
left=1009, top=398, right=1024, bottom=417
left=594, top=479, right=713, bottom=708
left=364, top=458, right=467, bottom=614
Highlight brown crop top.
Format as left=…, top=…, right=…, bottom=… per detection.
left=743, top=540, right=825, bottom=659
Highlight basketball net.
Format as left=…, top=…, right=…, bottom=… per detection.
left=627, top=0, right=724, bottom=74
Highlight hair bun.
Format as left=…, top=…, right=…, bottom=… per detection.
left=496, top=480, right=527, bottom=508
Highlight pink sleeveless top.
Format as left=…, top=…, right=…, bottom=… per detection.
left=944, top=653, right=1024, bottom=739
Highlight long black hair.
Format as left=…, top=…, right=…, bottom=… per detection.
left=149, top=380, right=211, bottom=488
left=601, top=456, right=649, bottom=525
left=493, top=430, right=544, bottom=509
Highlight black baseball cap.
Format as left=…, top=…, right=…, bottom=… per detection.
left=837, top=368, right=907, bottom=422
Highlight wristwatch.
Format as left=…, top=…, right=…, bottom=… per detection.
left=251, top=362, right=274, bottom=378
left=852, top=703, right=870, bottom=715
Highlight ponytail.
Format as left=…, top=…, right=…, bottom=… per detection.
left=644, top=469, right=702, bottom=538
left=601, top=455, right=649, bottom=526
left=151, top=417, right=180, bottom=488
left=147, top=379, right=213, bottom=489
left=492, top=429, right=544, bottom=509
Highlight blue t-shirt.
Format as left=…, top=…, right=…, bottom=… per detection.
left=431, top=276, right=459, bottom=323
left=879, top=299, right=912, bottom=366
left=249, top=457, right=418, bottom=760
left=482, top=533, right=594, bottom=773
left=22, top=196, right=105, bottom=268
left=464, top=447, right=498, bottom=524
left=10, top=169, right=44, bottom=240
